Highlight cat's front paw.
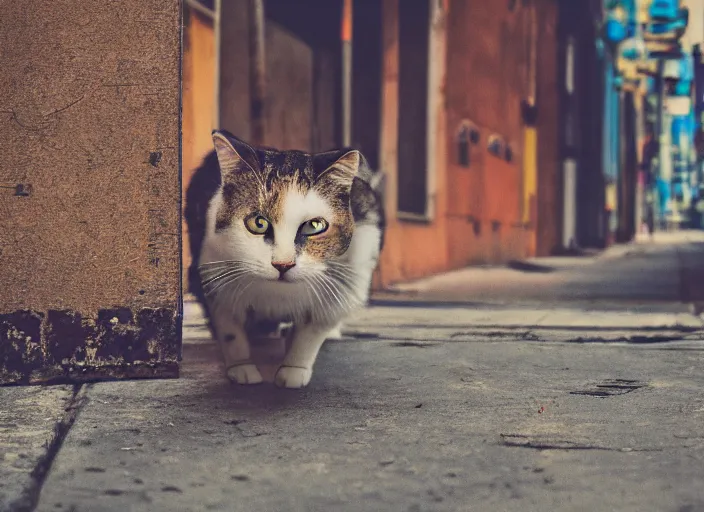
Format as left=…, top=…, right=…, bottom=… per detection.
left=227, top=364, right=263, bottom=385
left=274, top=366, right=312, bottom=389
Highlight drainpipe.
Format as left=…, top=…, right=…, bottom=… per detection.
left=341, top=0, right=353, bottom=147
left=603, top=51, right=620, bottom=246
left=213, top=0, right=221, bottom=130
left=612, top=70, right=622, bottom=241
left=654, top=58, right=666, bottom=228
left=563, top=32, right=578, bottom=251
left=249, top=0, right=266, bottom=146
left=601, top=50, right=610, bottom=244
left=634, top=90, right=645, bottom=237
left=633, top=0, right=645, bottom=237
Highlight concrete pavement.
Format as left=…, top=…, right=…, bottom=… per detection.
left=2, top=232, right=704, bottom=512
left=0, top=386, right=77, bottom=511
left=381, top=231, right=704, bottom=312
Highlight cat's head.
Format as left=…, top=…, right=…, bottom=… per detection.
left=207, top=130, right=366, bottom=284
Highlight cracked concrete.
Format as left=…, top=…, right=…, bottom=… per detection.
left=1, top=233, right=704, bottom=512
left=0, top=386, right=80, bottom=511
left=32, top=317, right=704, bottom=512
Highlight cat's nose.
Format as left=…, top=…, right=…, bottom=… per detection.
left=272, top=261, right=296, bottom=275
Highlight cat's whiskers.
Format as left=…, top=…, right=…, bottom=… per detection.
left=315, top=271, right=356, bottom=314
left=310, top=272, right=344, bottom=310
left=325, top=267, right=359, bottom=295
left=322, top=273, right=356, bottom=310
left=200, top=263, right=258, bottom=302
left=326, top=269, right=357, bottom=288
left=199, top=261, right=258, bottom=280
left=327, top=260, right=359, bottom=278
left=301, top=274, right=326, bottom=311
left=304, top=273, right=328, bottom=308
left=200, top=267, right=249, bottom=288
left=300, top=276, right=342, bottom=324
left=201, top=270, right=252, bottom=296
left=204, top=273, right=249, bottom=298
left=199, top=259, right=252, bottom=267
left=199, top=259, right=258, bottom=272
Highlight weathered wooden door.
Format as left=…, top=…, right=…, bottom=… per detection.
left=0, top=0, right=182, bottom=385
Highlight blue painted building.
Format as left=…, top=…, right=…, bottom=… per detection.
left=599, top=0, right=702, bottom=232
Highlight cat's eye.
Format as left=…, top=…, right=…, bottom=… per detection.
left=244, top=214, right=270, bottom=235
left=299, top=218, right=328, bottom=236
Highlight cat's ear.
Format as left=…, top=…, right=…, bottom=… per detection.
left=211, top=130, right=260, bottom=176
left=314, top=149, right=362, bottom=189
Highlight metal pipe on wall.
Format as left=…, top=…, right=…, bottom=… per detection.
left=562, top=32, right=578, bottom=250
left=212, top=0, right=222, bottom=130
left=634, top=90, right=645, bottom=237
left=654, top=58, right=666, bottom=228
left=249, top=0, right=267, bottom=146
left=341, top=0, right=353, bottom=147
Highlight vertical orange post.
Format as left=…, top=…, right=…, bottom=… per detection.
left=341, top=0, right=353, bottom=146
left=341, top=0, right=352, bottom=42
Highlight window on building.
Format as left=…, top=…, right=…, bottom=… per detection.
left=397, top=0, right=431, bottom=217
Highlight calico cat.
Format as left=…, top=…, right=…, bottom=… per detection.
left=184, top=130, right=385, bottom=388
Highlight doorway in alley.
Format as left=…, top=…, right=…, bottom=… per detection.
left=263, top=0, right=382, bottom=161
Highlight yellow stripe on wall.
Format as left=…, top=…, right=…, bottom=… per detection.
left=523, top=126, right=537, bottom=224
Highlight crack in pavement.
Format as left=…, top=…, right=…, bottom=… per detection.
left=5, top=385, right=88, bottom=512
left=564, top=334, right=693, bottom=344
left=499, top=434, right=662, bottom=453
left=569, top=379, right=646, bottom=397
left=391, top=341, right=440, bottom=348
left=370, top=324, right=703, bottom=333
left=341, top=333, right=700, bottom=345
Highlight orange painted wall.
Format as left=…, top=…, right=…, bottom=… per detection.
left=443, top=0, right=533, bottom=269
left=182, top=10, right=216, bottom=289
left=375, top=0, right=550, bottom=288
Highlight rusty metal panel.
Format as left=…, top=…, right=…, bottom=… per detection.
left=0, top=0, right=182, bottom=385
